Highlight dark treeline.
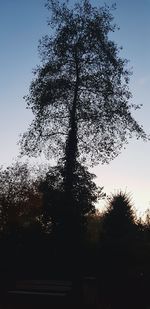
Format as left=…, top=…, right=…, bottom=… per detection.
left=0, top=161, right=150, bottom=308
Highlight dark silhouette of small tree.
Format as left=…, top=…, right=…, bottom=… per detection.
left=19, top=0, right=147, bottom=221
left=0, top=162, right=47, bottom=282
left=102, top=191, right=136, bottom=239
left=99, top=192, right=141, bottom=309
left=0, top=162, right=42, bottom=233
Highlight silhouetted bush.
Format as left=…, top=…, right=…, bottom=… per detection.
left=97, top=192, right=150, bottom=309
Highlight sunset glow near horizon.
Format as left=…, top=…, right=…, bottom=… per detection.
left=0, top=0, right=150, bottom=217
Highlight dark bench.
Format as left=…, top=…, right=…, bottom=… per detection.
left=7, top=277, right=98, bottom=307
left=7, top=280, right=73, bottom=306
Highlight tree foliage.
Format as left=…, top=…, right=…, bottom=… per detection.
left=39, top=162, right=105, bottom=226
left=0, top=160, right=103, bottom=234
left=98, top=193, right=150, bottom=309
left=102, top=191, right=137, bottom=239
left=20, top=0, right=146, bottom=167
left=0, top=162, right=42, bottom=232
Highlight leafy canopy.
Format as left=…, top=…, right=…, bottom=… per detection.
left=0, top=162, right=42, bottom=231
left=39, top=162, right=105, bottom=224
left=20, top=0, right=147, bottom=165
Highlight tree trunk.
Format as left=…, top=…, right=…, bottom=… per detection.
left=63, top=48, right=79, bottom=215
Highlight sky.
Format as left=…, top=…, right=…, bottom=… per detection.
left=0, top=0, right=150, bottom=216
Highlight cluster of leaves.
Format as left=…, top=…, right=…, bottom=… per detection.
left=0, top=162, right=42, bottom=233
left=0, top=161, right=104, bottom=233
left=39, top=161, right=105, bottom=225
left=20, top=0, right=147, bottom=166
left=0, top=160, right=105, bottom=279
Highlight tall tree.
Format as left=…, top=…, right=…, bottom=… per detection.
left=20, top=0, right=146, bottom=211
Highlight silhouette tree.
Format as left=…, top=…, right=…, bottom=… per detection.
left=102, top=191, right=136, bottom=239
left=20, top=0, right=147, bottom=220
left=99, top=192, right=140, bottom=309
left=0, top=162, right=42, bottom=233
left=39, top=162, right=105, bottom=226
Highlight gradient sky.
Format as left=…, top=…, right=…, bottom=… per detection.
left=0, top=0, right=150, bottom=216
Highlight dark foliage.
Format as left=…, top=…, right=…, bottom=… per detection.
left=0, top=162, right=42, bottom=234
left=39, top=161, right=105, bottom=225
left=19, top=0, right=147, bottom=229
left=20, top=1, right=146, bottom=165
left=0, top=2, right=149, bottom=307
left=0, top=173, right=150, bottom=308
left=97, top=192, right=149, bottom=309
left=102, top=191, right=137, bottom=239
left=0, top=161, right=104, bottom=280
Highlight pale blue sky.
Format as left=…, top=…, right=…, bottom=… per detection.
left=0, top=0, right=150, bottom=215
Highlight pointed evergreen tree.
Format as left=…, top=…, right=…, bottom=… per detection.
left=103, top=191, right=136, bottom=239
